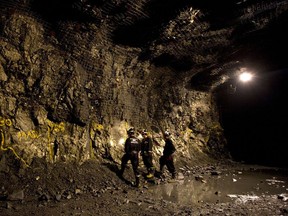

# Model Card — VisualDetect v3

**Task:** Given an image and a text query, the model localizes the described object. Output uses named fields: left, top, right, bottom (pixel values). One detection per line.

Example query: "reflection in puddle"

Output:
left=149, top=168, right=288, bottom=204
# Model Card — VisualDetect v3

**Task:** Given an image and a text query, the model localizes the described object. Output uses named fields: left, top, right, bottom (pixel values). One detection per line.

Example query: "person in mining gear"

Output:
left=159, top=130, right=177, bottom=179
left=140, top=129, right=155, bottom=178
left=118, top=128, right=141, bottom=187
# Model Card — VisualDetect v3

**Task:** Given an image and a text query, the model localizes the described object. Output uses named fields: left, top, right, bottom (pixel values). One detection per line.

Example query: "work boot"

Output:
left=149, top=167, right=155, bottom=175
left=134, top=177, right=140, bottom=188
left=159, top=166, right=164, bottom=177
left=172, top=172, right=177, bottom=180
left=159, top=166, right=163, bottom=173
left=117, top=169, right=124, bottom=179
left=146, top=173, right=154, bottom=179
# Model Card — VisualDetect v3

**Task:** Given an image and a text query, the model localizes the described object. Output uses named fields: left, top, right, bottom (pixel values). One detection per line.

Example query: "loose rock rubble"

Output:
left=0, top=158, right=287, bottom=216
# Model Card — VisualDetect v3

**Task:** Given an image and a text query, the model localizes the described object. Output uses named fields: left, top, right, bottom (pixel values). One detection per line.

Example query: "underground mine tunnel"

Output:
left=215, top=67, right=288, bottom=167
left=0, top=0, right=288, bottom=215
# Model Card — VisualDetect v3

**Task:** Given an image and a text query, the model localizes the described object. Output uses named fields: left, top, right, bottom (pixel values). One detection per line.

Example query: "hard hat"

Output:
left=127, top=127, right=135, bottom=134
left=164, top=130, right=170, bottom=136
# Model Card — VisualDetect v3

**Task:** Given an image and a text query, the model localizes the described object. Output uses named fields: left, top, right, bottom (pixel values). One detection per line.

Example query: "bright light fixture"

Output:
left=239, top=72, right=253, bottom=82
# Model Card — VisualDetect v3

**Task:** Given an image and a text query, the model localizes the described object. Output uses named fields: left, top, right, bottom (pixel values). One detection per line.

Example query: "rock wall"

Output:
left=0, top=9, right=227, bottom=169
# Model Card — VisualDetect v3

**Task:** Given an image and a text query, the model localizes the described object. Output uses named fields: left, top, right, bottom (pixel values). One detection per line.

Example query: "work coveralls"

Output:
left=159, top=137, right=176, bottom=179
left=119, top=135, right=141, bottom=186
left=141, top=136, right=154, bottom=176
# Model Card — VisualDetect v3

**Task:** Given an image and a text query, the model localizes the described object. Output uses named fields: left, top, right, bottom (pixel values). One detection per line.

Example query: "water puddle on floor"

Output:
left=149, top=168, right=288, bottom=204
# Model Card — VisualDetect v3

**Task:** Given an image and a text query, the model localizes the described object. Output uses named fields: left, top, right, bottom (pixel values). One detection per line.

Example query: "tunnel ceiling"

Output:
left=2, top=0, right=288, bottom=90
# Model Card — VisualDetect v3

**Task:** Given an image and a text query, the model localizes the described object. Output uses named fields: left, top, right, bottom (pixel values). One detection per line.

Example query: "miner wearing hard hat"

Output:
left=118, top=128, right=141, bottom=187
left=159, top=130, right=177, bottom=179
left=140, top=129, right=154, bottom=179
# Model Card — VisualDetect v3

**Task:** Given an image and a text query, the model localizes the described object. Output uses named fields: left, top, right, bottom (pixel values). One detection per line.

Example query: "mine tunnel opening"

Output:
left=214, top=67, right=288, bottom=168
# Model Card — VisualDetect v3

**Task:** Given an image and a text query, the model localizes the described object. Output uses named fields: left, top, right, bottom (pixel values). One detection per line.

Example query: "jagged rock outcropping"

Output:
left=0, top=0, right=233, bottom=169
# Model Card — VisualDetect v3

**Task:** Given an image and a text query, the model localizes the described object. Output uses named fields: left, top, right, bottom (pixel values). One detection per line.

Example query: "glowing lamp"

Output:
left=239, top=72, right=253, bottom=82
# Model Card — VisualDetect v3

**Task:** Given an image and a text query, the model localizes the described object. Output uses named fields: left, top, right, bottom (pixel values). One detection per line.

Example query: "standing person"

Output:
left=159, top=130, right=177, bottom=179
left=118, top=128, right=141, bottom=187
left=141, top=129, right=154, bottom=179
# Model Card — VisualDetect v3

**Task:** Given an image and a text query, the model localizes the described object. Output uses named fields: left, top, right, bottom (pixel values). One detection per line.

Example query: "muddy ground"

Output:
left=0, top=157, right=288, bottom=216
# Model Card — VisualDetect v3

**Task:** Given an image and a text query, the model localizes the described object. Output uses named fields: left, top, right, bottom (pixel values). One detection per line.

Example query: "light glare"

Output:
left=119, top=138, right=125, bottom=145
left=239, top=72, right=252, bottom=82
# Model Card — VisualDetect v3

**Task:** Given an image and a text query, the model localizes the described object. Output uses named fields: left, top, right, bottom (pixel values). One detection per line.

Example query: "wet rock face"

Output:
left=0, top=1, right=227, bottom=168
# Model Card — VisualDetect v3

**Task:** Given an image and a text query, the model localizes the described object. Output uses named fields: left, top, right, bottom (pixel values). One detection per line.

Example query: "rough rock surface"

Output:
left=0, top=1, right=227, bottom=168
